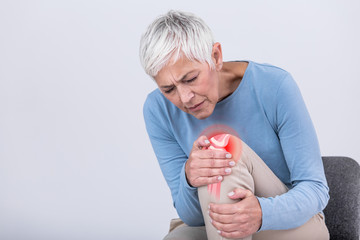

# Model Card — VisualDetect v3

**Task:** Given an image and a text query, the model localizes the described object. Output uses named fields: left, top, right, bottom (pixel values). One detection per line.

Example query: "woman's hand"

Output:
left=185, top=135, right=235, bottom=188
left=209, top=188, right=262, bottom=239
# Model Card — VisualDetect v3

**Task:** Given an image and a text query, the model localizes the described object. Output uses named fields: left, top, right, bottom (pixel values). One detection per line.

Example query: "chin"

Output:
left=194, top=114, right=207, bottom=120
left=191, top=110, right=212, bottom=120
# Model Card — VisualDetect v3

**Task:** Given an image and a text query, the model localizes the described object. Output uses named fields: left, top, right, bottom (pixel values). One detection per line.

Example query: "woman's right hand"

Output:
left=185, top=135, right=235, bottom=188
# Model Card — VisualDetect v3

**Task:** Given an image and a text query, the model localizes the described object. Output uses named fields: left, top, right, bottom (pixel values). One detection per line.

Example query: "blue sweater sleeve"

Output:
left=143, top=95, right=205, bottom=226
left=257, top=73, right=329, bottom=230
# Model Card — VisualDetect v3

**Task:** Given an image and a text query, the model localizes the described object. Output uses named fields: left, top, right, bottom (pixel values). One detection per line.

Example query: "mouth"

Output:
left=187, top=100, right=205, bottom=112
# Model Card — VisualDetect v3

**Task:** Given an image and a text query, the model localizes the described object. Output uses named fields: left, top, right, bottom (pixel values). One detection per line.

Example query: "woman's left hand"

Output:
left=208, top=188, right=262, bottom=239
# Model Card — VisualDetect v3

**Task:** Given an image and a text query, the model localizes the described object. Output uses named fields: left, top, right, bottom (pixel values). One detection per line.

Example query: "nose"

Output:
left=178, top=86, right=194, bottom=103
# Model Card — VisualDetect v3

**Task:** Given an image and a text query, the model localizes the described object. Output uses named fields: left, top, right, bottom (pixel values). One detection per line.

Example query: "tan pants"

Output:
left=164, top=140, right=329, bottom=240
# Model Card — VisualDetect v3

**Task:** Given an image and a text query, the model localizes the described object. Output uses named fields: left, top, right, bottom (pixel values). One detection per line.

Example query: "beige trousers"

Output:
left=164, top=140, right=329, bottom=240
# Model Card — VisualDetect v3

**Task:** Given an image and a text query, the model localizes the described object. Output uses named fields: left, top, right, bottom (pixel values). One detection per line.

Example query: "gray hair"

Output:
left=139, top=10, right=215, bottom=77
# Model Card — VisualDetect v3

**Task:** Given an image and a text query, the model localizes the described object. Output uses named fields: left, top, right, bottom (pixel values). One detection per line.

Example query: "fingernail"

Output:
left=205, top=140, right=210, bottom=144
left=228, top=191, right=235, bottom=197
left=226, top=153, right=232, bottom=158
left=217, top=230, right=221, bottom=234
left=217, top=176, right=223, bottom=181
left=207, top=210, right=210, bottom=215
left=208, top=205, right=210, bottom=209
left=225, top=168, right=231, bottom=173
left=229, top=161, right=235, bottom=166
left=210, top=218, right=213, bottom=223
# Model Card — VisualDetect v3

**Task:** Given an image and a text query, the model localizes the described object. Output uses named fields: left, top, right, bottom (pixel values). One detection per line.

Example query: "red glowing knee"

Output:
left=206, top=133, right=243, bottom=201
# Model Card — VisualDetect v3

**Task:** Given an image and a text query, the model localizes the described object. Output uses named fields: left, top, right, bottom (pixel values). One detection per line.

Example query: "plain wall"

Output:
left=0, top=0, right=359, bottom=239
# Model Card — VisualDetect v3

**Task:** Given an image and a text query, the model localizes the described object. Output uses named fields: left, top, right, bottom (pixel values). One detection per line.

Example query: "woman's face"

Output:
left=154, top=56, right=221, bottom=120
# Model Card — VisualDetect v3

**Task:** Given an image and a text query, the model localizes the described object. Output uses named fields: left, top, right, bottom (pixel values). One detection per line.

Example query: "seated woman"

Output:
left=139, top=10, right=329, bottom=240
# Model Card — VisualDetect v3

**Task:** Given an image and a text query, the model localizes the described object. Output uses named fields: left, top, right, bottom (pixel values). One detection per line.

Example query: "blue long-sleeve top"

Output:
left=143, top=61, right=329, bottom=231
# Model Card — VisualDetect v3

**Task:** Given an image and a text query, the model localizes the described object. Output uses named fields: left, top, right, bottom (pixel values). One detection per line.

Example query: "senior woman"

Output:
left=140, top=10, right=329, bottom=240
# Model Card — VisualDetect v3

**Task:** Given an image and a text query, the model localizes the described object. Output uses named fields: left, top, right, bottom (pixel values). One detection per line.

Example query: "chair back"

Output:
left=322, top=156, right=360, bottom=240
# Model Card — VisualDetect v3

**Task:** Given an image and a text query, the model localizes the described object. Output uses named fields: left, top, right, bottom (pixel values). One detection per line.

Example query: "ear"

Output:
left=211, top=42, right=223, bottom=71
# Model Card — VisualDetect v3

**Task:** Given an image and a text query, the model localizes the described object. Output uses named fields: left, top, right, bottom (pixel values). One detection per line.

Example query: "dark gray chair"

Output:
left=322, top=156, right=360, bottom=240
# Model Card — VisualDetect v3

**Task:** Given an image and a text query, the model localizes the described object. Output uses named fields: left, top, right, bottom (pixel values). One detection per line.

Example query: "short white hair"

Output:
left=139, top=10, right=215, bottom=77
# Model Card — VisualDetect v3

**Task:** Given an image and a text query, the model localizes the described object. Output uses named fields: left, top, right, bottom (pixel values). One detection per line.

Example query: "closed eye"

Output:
left=186, top=76, right=197, bottom=83
left=162, top=75, right=197, bottom=94
left=163, top=87, right=174, bottom=94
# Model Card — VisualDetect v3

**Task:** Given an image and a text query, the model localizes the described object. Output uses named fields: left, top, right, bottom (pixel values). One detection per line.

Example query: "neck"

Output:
left=217, top=61, right=248, bottom=102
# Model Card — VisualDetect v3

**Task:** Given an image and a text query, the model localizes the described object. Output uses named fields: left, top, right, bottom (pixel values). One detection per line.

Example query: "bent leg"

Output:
left=163, top=218, right=207, bottom=240
left=253, top=213, right=329, bottom=240
left=198, top=145, right=255, bottom=240
left=198, top=139, right=288, bottom=240
left=198, top=138, right=328, bottom=240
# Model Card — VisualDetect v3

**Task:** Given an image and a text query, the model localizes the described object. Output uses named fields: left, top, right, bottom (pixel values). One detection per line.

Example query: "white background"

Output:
left=0, top=0, right=359, bottom=239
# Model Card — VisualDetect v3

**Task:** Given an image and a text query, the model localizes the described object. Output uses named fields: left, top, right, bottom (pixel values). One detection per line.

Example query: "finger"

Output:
left=209, top=202, right=239, bottom=214
left=227, top=188, right=253, bottom=200
left=211, top=220, right=239, bottom=233
left=194, top=135, right=211, bottom=150
left=196, top=159, right=236, bottom=168
left=186, top=157, right=235, bottom=170
left=197, top=167, right=232, bottom=177
left=193, top=175, right=223, bottom=187
left=219, top=229, right=249, bottom=239
left=199, top=149, right=232, bottom=159
left=209, top=211, right=234, bottom=224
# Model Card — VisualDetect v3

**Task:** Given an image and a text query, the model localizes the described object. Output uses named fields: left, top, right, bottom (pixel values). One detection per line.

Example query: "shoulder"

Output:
left=143, top=88, right=170, bottom=114
left=246, top=61, right=292, bottom=91
left=143, top=89, right=171, bottom=137
left=242, top=61, right=300, bottom=107
left=143, top=88, right=165, bottom=120
left=250, top=61, right=288, bottom=75
left=144, top=88, right=162, bottom=106
left=243, top=62, right=300, bottom=129
left=143, top=88, right=181, bottom=131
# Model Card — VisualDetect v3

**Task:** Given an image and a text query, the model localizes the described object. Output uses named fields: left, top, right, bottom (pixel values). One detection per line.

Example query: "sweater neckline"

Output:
left=216, top=60, right=251, bottom=107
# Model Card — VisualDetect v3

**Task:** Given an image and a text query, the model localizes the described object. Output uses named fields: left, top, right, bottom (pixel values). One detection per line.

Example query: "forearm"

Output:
left=258, top=180, right=329, bottom=231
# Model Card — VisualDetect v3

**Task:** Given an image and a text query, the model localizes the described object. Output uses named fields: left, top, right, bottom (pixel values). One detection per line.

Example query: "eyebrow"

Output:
left=160, top=70, right=197, bottom=89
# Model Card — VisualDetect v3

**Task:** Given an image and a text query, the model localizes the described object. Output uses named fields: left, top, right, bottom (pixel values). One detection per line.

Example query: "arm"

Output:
left=258, top=73, right=329, bottom=230
left=143, top=96, right=203, bottom=226
left=143, top=95, right=233, bottom=226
